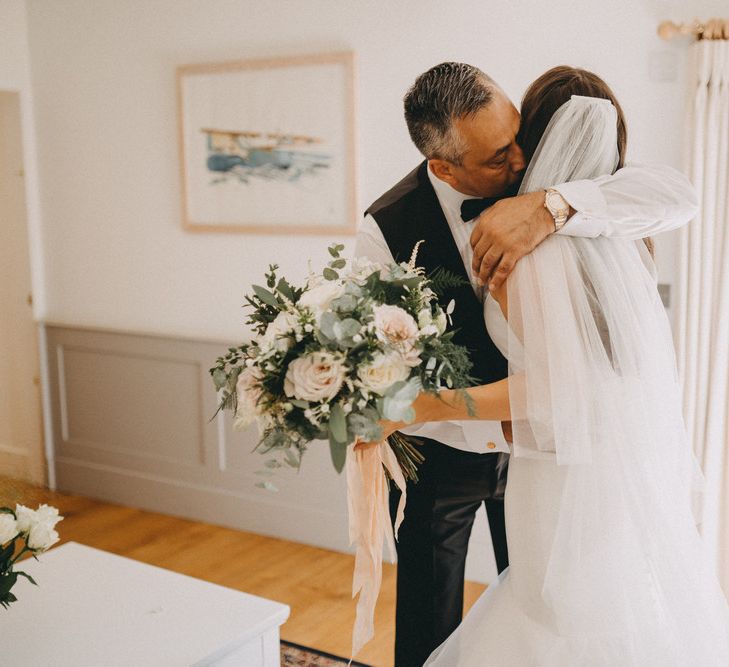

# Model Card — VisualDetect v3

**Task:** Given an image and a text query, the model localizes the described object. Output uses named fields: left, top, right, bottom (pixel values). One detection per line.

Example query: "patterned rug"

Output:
left=280, top=640, right=372, bottom=666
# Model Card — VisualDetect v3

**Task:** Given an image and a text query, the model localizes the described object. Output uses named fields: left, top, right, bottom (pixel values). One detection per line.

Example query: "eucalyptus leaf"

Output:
left=348, top=412, right=383, bottom=442
left=255, top=480, right=279, bottom=492
left=344, top=282, right=364, bottom=297
left=276, top=278, right=295, bottom=302
left=252, top=284, right=280, bottom=308
left=284, top=448, right=301, bottom=468
left=329, top=435, right=347, bottom=474
left=332, top=318, right=361, bottom=344
left=319, top=311, right=340, bottom=340
left=382, top=377, right=422, bottom=422
left=323, top=268, right=339, bottom=281
left=331, top=294, right=358, bottom=311
left=212, top=368, right=228, bottom=390
left=329, top=403, right=348, bottom=444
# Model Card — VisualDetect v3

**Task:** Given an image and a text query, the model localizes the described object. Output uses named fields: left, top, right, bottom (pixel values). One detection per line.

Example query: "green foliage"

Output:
left=427, top=266, right=469, bottom=296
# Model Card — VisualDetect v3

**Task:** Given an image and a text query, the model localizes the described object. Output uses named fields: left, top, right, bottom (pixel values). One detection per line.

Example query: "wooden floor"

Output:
left=0, top=476, right=486, bottom=667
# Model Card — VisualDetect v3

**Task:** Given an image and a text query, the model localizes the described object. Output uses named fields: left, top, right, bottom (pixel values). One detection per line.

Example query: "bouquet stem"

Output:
left=387, top=432, right=425, bottom=483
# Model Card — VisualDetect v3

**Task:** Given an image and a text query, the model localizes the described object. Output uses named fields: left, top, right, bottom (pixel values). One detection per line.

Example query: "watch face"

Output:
left=547, top=191, right=567, bottom=213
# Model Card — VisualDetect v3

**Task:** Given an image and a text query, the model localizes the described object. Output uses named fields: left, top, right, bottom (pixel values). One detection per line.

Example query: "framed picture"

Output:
left=177, top=51, right=357, bottom=235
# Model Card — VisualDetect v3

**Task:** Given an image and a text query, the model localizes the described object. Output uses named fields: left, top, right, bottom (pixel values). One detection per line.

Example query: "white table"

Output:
left=0, top=541, right=290, bottom=666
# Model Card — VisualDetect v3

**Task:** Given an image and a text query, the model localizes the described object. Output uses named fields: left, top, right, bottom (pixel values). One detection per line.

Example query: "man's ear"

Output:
left=429, top=159, right=457, bottom=188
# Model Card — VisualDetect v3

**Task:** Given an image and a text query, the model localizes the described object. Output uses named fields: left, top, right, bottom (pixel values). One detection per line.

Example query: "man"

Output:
left=355, top=62, right=697, bottom=667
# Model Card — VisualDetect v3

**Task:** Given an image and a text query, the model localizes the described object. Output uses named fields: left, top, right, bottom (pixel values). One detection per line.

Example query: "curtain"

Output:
left=677, top=39, right=729, bottom=593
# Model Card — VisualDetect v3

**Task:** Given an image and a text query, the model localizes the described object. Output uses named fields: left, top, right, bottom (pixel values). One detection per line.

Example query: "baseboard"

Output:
left=55, top=456, right=354, bottom=555
left=0, top=445, right=30, bottom=481
left=54, top=455, right=496, bottom=583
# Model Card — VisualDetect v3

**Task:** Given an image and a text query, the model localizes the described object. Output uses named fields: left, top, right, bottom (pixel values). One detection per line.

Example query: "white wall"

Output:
left=21, top=0, right=724, bottom=582
left=25, top=0, right=720, bottom=341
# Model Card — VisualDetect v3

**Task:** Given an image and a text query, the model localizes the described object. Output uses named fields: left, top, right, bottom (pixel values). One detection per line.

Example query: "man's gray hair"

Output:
left=404, top=62, right=496, bottom=165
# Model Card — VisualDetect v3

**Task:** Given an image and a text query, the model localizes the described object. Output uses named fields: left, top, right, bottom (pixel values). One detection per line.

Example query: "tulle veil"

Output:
left=429, top=95, right=729, bottom=665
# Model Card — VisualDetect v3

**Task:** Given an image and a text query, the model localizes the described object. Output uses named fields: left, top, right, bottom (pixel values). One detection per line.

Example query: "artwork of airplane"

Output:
left=201, top=128, right=332, bottom=183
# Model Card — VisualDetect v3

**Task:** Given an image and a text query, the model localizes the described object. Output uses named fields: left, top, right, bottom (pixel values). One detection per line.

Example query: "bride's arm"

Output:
left=417, top=379, right=511, bottom=423
left=361, top=378, right=512, bottom=447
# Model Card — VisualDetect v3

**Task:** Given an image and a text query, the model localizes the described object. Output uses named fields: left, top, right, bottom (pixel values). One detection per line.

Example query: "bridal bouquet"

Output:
left=210, top=243, right=473, bottom=484
left=0, top=503, right=63, bottom=609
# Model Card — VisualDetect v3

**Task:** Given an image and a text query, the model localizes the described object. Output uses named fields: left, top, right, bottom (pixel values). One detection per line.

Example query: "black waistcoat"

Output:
left=365, top=161, right=507, bottom=384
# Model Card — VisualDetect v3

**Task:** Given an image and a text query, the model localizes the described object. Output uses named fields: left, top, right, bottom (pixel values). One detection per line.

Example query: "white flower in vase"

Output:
left=0, top=514, right=18, bottom=544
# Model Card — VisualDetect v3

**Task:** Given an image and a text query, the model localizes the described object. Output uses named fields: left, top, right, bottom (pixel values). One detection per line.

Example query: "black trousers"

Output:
left=388, top=437, right=509, bottom=667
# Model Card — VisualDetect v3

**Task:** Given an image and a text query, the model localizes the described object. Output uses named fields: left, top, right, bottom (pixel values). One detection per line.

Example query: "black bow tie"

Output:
left=460, top=197, right=501, bottom=222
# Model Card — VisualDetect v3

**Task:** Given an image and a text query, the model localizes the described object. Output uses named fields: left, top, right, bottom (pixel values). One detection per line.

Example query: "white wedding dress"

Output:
left=425, top=96, right=729, bottom=666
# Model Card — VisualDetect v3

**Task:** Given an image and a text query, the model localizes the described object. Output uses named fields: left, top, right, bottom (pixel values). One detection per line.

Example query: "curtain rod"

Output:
left=658, top=18, right=729, bottom=41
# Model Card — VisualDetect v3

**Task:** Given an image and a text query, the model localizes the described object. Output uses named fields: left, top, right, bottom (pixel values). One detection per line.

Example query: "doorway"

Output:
left=0, top=90, right=46, bottom=486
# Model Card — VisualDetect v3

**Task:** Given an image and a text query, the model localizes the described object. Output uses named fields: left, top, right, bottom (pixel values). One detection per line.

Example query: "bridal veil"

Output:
left=430, top=95, right=729, bottom=665
left=510, top=95, right=729, bottom=662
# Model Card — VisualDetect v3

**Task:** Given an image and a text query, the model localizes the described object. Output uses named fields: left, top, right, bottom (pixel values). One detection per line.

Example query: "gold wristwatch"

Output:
left=544, top=188, right=570, bottom=232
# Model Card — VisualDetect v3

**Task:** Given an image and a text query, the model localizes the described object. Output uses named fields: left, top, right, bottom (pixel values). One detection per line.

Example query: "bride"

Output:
left=372, top=68, right=729, bottom=665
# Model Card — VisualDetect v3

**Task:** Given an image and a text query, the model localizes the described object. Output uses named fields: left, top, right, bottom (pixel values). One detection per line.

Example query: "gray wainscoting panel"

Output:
left=59, top=345, right=203, bottom=466
left=44, top=325, right=351, bottom=554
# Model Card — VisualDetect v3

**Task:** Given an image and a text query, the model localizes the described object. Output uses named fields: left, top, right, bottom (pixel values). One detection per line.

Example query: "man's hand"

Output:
left=470, top=190, right=555, bottom=289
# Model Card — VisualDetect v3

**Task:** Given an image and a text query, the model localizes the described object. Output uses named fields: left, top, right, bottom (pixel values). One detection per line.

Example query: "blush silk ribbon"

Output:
left=346, top=440, right=407, bottom=659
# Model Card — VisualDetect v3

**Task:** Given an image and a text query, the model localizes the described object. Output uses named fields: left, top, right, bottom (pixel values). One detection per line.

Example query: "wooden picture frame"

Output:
left=177, top=52, right=357, bottom=235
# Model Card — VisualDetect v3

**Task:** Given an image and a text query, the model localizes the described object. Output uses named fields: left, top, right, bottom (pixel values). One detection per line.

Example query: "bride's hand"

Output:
left=353, top=419, right=404, bottom=451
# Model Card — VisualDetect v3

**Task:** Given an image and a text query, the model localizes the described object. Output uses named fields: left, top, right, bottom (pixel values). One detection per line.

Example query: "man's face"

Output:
left=430, top=92, right=526, bottom=198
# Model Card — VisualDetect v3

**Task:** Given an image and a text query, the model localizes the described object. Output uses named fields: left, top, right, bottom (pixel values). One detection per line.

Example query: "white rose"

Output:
left=13, top=503, right=63, bottom=552
left=261, top=311, right=299, bottom=352
left=27, top=523, right=60, bottom=552
left=298, top=282, right=345, bottom=318
left=0, top=514, right=18, bottom=544
left=34, top=504, right=63, bottom=529
left=234, top=366, right=264, bottom=429
left=373, top=304, right=419, bottom=347
left=284, top=351, right=347, bottom=402
left=14, top=504, right=35, bottom=534
left=434, top=310, right=448, bottom=335
left=357, top=351, right=410, bottom=395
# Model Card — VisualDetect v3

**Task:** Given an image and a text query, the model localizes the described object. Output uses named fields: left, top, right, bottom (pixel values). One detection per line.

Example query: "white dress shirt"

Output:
left=355, top=162, right=698, bottom=454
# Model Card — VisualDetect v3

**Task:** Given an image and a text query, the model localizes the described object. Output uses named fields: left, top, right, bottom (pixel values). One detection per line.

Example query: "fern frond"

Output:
left=427, top=266, right=469, bottom=295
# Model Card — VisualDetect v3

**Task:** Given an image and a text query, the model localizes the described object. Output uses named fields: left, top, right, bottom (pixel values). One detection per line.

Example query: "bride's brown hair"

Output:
left=518, top=66, right=654, bottom=255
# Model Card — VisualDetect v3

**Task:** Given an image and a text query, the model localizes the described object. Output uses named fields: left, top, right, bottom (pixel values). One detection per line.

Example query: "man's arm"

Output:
left=354, top=214, right=397, bottom=265
left=471, top=163, right=699, bottom=288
